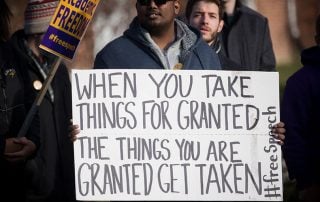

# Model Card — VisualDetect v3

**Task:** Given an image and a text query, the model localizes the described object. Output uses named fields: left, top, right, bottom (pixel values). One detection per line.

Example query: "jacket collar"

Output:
left=124, top=17, right=201, bottom=63
left=301, top=46, right=320, bottom=67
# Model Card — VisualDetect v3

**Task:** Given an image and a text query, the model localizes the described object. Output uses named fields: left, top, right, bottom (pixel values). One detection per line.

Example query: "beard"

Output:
left=141, top=18, right=174, bottom=36
left=138, top=8, right=175, bottom=36
left=203, top=31, right=218, bottom=45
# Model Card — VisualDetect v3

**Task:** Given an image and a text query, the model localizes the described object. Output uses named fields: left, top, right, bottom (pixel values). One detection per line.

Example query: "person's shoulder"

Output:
left=194, top=40, right=221, bottom=69
left=219, top=54, right=243, bottom=70
left=238, top=4, right=268, bottom=22
left=194, top=38, right=213, bottom=53
left=94, top=34, right=135, bottom=69
left=10, top=29, right=25, bottom=40
left=301, top=46, right=320, bottom=59
left=97, top=35, right=128, bottom=54
left=301, top=46, right=320, bottom=69
left=0, top=38, right=19, bottom=64
left=7, top=30, right=31, bottom=61
left=286, top=64, right=319, bottom=87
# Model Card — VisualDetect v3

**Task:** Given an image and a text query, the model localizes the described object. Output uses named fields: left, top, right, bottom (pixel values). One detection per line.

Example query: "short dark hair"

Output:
left=185, top=0, right=224, bottom=22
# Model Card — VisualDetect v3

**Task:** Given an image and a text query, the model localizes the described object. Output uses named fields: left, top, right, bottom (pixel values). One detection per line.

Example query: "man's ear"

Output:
left=174, top=0, right=181, bottom=15
left=217, top=20, right=225, bottom=33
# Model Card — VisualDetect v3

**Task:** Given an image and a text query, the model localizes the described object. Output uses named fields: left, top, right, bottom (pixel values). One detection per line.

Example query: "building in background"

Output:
left=255, top=0, right=320, bottom=64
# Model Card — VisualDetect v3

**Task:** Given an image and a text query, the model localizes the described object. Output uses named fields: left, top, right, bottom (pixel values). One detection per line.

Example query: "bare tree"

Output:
left=93, top=0, right=136, bottom=55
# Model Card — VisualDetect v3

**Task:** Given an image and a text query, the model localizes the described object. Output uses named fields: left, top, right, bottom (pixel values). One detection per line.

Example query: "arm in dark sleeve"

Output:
left=259, top=19, right=276, bottom=71
left=93, top=51, right=108, bottom=69
left=281, top=72, right=312, bottom=190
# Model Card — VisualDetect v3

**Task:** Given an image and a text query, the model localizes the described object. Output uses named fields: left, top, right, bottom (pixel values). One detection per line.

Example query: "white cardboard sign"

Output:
left=71, top=69, right=282, bottom=201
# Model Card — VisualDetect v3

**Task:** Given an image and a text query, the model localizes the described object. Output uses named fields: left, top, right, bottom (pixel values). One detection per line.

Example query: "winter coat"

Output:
left=0, top=41, right=40, bottom=154
left=210, top=37, right=242, bottom=70
left=281, top=46, right=320, bottom=190
left=95, top=18, right=221, bottom=70
left=0, top=40, right=40, bottom=201
left=11, top=30, right=75, bottom=202
left=221, top=1, right=276, bottom=71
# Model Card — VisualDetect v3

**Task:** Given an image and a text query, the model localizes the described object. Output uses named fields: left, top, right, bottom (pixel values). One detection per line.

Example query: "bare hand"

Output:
left=5, top=137, right=36, bottom=162
left=271, top=122, right=286, bottom=145
left=68, top=119, right=80, bottom=142
left=5, top=138, right=24, bottom=153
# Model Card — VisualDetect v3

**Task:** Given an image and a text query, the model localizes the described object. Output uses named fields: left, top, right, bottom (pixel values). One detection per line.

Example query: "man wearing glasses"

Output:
left=94, top=0, right=221, bottom=70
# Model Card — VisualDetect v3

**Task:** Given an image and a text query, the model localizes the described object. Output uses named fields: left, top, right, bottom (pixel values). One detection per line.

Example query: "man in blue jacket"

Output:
left=94, top=0, right=221, bottom=70
left=281, top=14, right=320, bottom=202
left=185, top=0, right=241, bottom=70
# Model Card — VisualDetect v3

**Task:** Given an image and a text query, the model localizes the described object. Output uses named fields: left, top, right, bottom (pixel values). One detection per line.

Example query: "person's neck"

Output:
left=149, top=23, right=176, bottom=50
left=224, top=0, right=237, bottom=16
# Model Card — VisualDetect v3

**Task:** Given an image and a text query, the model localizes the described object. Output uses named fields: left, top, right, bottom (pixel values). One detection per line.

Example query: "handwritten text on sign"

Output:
left=71, top=70, right=282, bottom=201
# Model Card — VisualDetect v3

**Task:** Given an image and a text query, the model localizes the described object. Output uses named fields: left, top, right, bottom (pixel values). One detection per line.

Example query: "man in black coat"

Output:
left=221, top=0, right=276, bottom=71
